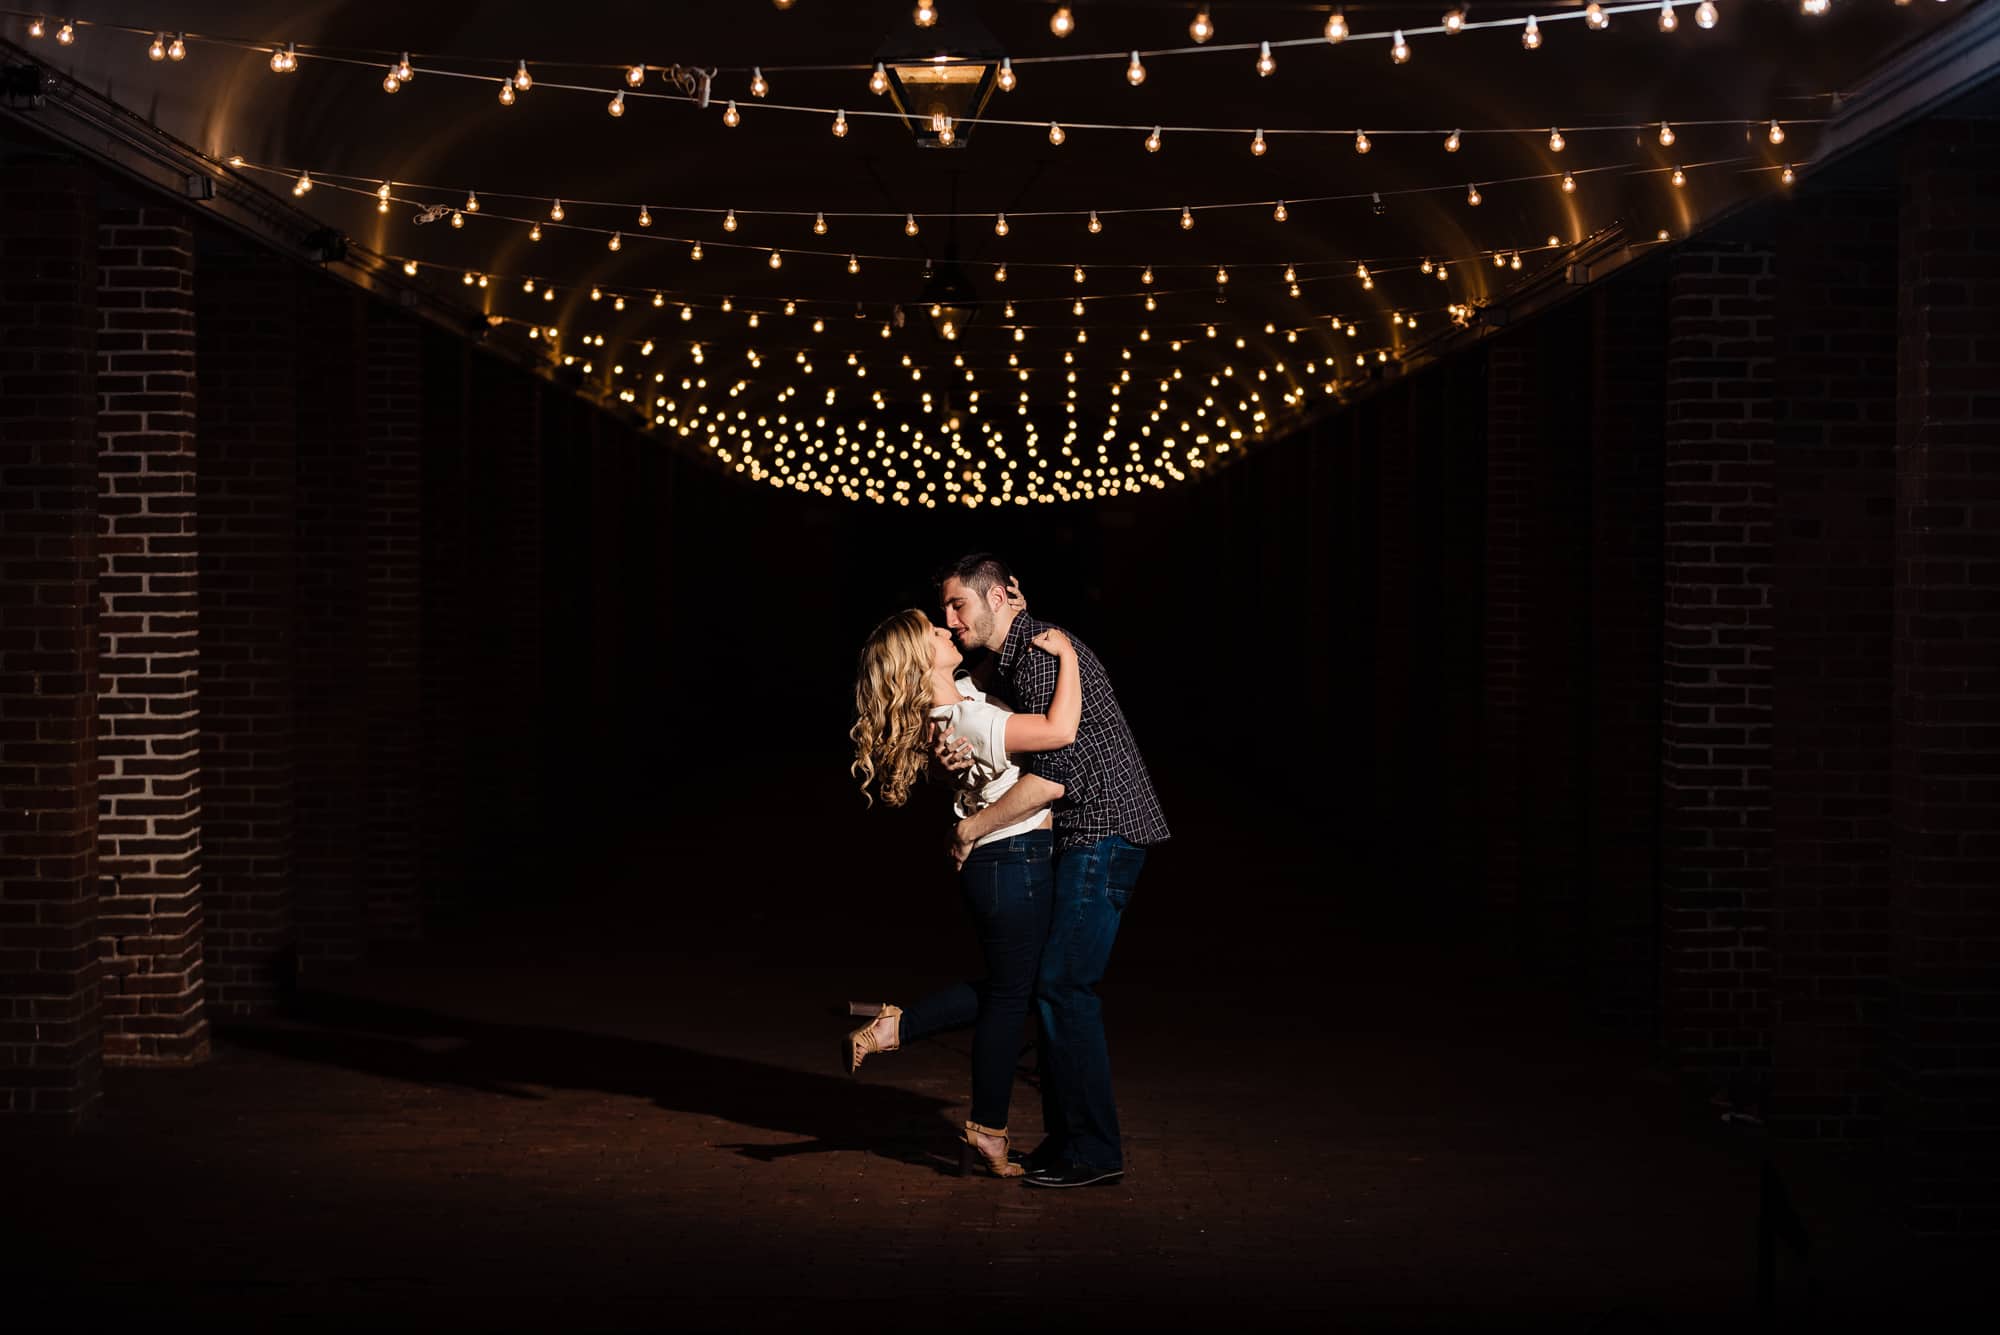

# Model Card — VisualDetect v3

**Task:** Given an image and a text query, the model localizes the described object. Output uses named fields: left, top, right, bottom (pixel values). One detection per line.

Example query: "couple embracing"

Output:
left=845, top=553, right=1168, bottom=1189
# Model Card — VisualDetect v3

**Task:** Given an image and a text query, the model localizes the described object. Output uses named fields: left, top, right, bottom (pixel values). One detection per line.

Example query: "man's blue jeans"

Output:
left=1036, top=835, right=1147, bottom=1172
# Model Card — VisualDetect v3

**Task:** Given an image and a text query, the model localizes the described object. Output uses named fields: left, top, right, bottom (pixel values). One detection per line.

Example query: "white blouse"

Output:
left=930, top=677, right=1052, bottom=849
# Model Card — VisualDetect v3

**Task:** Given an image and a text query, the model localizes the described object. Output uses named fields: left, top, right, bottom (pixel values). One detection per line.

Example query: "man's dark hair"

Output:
left=935, top=552, right=1014, bottom=599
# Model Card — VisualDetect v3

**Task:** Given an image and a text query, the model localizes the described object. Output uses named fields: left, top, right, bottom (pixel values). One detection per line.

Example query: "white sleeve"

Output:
left=982, top=700, right=1012, bottom=772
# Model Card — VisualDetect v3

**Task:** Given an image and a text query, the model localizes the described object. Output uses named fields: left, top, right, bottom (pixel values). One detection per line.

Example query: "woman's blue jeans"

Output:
left=897, top=830, right=1055, bottom=1130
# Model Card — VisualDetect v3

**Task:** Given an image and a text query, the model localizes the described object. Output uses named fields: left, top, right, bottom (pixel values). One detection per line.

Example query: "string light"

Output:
left=904, top=212, right=919, bottom=236
left=1325, top=11, right=1348, bottom=42
left=1256, top=41, right=1276, bottom=77
left=1467, top=183, right=1483, bottom=206
left=1273, top=201, right=1288, bottom=222
left=1073, top=265, right=1086, bottom=283
left=1180, top=206, right=1195, bottom=230
left=1658, top=0, right=1679, bottom=32
left=1142, top=267, right=1154, bottom=284
left=608, top=231, right=622, bottom=251
left=149, top=34, right=165, bottom=61
left=1561, top=172, right=1576, bottom=193
left=450, top=209, right=464, bottom=228
left=403, top=259, right=418, bottom=276
left=1127, top=51, right=1146, bottom=85
left=530, top=222, right=541, bottom=241
left=269, top=41, right=295, bottom=71
left=997, top=58, right=1016, bottom=92
left=1586, top=3, right=1609, bottom=29
left=27, top=18, right=43, bottom=38
left=1145, top=126, right=1163, bottom=153
left=608, top=90, right=625, bottom=117
left=1768, top=119, right=1785, bottom=145
left=1444, top=8, right=1466, bottom=35
left=168, top=33, right=186, bottom=60
left=1087, top=210, right=1103, bottom=234
left=691, top=240, right=704, bottom=260
left=848, top=254, right=861, bottom=274
left=723, top=209, right=738, bottom=231
left=994, top=213, right=1010, bottom=236
left=293, top=169, right=313, bottom=196
left=722, top=100, right=741, bottom=127
left=996, top=264, right=1008, bottom=282
left=750, top=67, right=769, bottom=97
left=1251, top=129, right=1267, bottom=157
left=1549, top=127, right=1565, bottom=152
left=1050, top=6, right=1075, bottom=37
left=1049, top=121, right=1066, bottom=146
left=1522, top=16, right=1542, bottom=49
left=550, top=199, right=565, bottom=221
left=1390, top=31, right=1410, bottom=64
left=1190, top=9, right=1214, bottom=43
left=1659, top=121, right=1676, bottom=146
left=1697, top=1, right=1719, bottom=26
left=464, top=190, right=480, bottom=212
left=1781, top=164, right=1796, bottom=186
left=1355, top=130, right=1371, bottom=155
left=869, top=63, right=889, bottom=95
left=498, top=80, right=515, bottom=105
left=914, top=2, right=938, bottom=27
left=1671, top=166, right=1687, bottom=187
left=769, top=250, right=783, bottom=269
left=813, top=212, right=827, bottom=234
left=383, top=65, right=401, bottom=93
left=832, top=109, right=848, bottom=137
left=626, top=63, right=646, bottom=87
left=513, top=59, right=532, bottom=90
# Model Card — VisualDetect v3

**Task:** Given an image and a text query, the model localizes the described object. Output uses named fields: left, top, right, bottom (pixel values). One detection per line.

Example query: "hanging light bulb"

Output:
left=1256, top=41, right=1277, bottom=76
left=1355, top=129, right=1372, bottom=154
left=1145, top=294, right=1158, bottom=311
left=1659, top=121, right=1676, bottom=147
left=464, top=191, right=481, bottom=214
left=723, top=209, right=738, bottom=231
left=832, top=109, right=848, bottom=137
left=1780, top=164, right=1796, bottom=186
left=1586, top=2, right=1609, bottom=29
left=530, top=223, right=542, bottom=241
left=914, top=2, right=939, bottom=27
left=996, top=264, right=1008, bottom=282
left=1510, top=253, right=1522, bottom=270
left=993, top=213, right=1010, bottom=237
left=1071, top=264, right=1085, bottom=284
left=1251, top=129, right=1268, bottom=156
left=608, top=232, right=622, bottom=252
left=1048, top=121, right=1066, bottom=146
left=293, top=169, right=313, bottom=196
left=1215, top=266, right=1230, bottom=285
left=149, top=34, right=166, bottom=61
left=498, top=80, right=516, bottom=105
left=750, top=67, right=769, bottom=97
left=27, top=18, right=44, bottom=38
left=691, top=240, right=704, bottom=260
left=1801, top=0, right=1830, bottom=14
left=1391, top=30, right=1410, bottom=63
left=1326, top=11, right=1349, bottom=42
left=936, top=116, right=956, bottom=147
left=1088, top=210, right=1103, bottom=234
left=997, top=57, right=1016, bottom=92
left=1421, top=258, right=1434, bottom=275
left=1051, top=6, right=1075, bottom=37
left=1127, top=51, right=1147, bottom=85
left=722, top=100, right=740, bottom=127
left=377, top=181, right=391, bottom=203
left=549, top=200, right=565, bottom=221
left=1561, top=172, right=1576, bottom=193
left=1522, top=16, right=1542, bottom=48
left=1145, top=126, right=1163, bottom=153
left=813, top=212, right=827, bottom=235
left=402, top=259, right=418, bottom=276
left=769, top=250, right=783, bottom=269
left=269, top=42, right=295, bottom=72
left=869, top=62, right=890, bottom=95
left=1658, top=0, right=1678, bottom=31
left=1444, top=8, right=1467, bottom=34
left=168, top=34, right=186, bottom=60
left=1467, top=183, right=1483, bottom=206
left=450, top=210, right=464, bottom=229
left=1768, top=119, right=1786, bottom=145
left=1180, top=206, right=1195, bottom=230
left=1671, top=166, right=1687, bottom=187
left=1697, top=1, right=1718, bottom=26
left=1437, top=263, right=1449, bottom=282
left=1191, top=9, right=1215, bottom=42
left=848, top=254, right=861, bottom=274
left=905, top=213, right=920, bottom=237
left=1142, top=267, right=1154, bottom=284
left=383, top=66, right=402, bottom=93
left=1549, top=127, right=1565, bottom=152
left=608, top=90, right=625, bottom=117
left=1273, top=200, right=1289, bottom=222
left=514, top=59, right=532, bottom=90
left=625, top=63, right=646, bottom=87
left=638, top=206, right=653, bottom=227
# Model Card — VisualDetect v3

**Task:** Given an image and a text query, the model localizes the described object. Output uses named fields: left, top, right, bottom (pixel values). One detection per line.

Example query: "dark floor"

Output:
left=3, top=761, right=1976, bottom=1332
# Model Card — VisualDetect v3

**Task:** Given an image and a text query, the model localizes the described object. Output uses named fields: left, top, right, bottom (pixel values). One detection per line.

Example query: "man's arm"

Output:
left=950, top=774, right=1064, bottom=867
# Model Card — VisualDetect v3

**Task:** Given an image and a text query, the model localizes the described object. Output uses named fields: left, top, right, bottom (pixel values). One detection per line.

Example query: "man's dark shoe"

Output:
left=1021, top=1163, right=1124, bottom=1189
left=1007, top=1144, right=1064, bottom=1173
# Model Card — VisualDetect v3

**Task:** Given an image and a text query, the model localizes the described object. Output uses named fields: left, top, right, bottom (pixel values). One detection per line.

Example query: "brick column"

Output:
left=292, top=276, right=369, bottom=976
left=1588, top=268, right=1668, bottom=1033
left=1482, top=337, right=1531, bottom=931
left=94, top=206, right=208, bottom=1064
left=1889, top=120, right=2000, bottom=1234
left=0, top=162, right=103, bottom=1123
left=1770, top=191, right=1898, bottom=1142
left=364, top=308, right=423, bottom=943
left=1660, top=242, right=1777, bottom=1103
left=193, top=237, right=297, bottom=1016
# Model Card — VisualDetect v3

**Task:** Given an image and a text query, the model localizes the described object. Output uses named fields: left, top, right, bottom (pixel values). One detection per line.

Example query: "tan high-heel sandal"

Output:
left=844, top=1003, right=901, bottom=1076
left=958, top=1120, right=1025, bottom=1178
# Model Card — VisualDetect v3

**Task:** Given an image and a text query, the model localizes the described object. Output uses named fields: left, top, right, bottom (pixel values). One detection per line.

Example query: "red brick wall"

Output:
left=193, top=236, right=297, bottom=1016
left=1770, top=191, right=1898, bottom=1142
left=363, top=308, right=423, bottom=943
left=94, top=206, right=208, bottom=1064
left=0, top=162, right=104, bottom=1123
left=1661, top=242, right=1778, bottom=1100
left=1889, top=119, right=2000, bottom=1233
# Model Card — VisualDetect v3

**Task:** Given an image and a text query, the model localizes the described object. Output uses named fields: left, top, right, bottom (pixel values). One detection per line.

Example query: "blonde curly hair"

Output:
left=850, top=609, right=939, bottom=808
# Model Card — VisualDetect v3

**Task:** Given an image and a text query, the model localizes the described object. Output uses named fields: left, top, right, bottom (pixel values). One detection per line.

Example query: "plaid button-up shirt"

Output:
left=992, top=612, right=1170, bottom=852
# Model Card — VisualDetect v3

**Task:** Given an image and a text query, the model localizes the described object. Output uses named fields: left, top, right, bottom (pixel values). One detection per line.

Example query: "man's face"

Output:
left=940, top=576, right=1001, bottom=653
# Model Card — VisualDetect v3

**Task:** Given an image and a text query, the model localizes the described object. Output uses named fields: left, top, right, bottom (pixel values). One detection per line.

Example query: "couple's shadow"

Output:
left=220, top=990, right=1031, bottom=1177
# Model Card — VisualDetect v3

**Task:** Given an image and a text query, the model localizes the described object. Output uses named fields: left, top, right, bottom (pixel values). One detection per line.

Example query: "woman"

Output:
left=847, top=609, right=1079, bottom=1178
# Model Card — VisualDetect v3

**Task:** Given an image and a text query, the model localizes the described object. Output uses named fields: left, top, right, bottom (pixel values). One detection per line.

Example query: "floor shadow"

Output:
left=217, top=990, right=968, bottom=1174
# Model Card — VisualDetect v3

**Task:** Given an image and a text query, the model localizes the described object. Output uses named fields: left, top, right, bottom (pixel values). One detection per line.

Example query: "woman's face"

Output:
left=927, top=617, right=962, bottom=673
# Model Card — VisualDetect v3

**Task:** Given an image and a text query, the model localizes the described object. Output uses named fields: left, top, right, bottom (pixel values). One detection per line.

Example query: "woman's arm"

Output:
left=1002, top=629, right=1080, bottom=754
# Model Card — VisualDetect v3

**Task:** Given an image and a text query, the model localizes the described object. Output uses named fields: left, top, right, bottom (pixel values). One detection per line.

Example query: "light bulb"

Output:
left=1051, top=6, right=1074, bottom=37
left=1355, top=129, right=1371, bottom=154
left=465, top=191, right=479, bottom=212
left=1561, top=172, right=1576, bottom=193
left=1586, top=2, right=1609, bottom=29
left=269, top=42, right=293, bottom=71
left=294, top=169, right=313, bottom=196
left=383, top=68, right=401, bottom=93
left=1697, top=1, right=1718, bottom=26
left=905, top=213, right=919, bottom=236
left=1660, top=121, right=1676, bottom=146
left=1443, top=128, right=1462, bottom=153
left=1142, top=267, right=1154, bottom=284
left=1802, top=0, right=1829, bottom=13
left=1467, top=183, right=1482, bottom=206
left=1671, top=167, right=1687, bottom=187
left=1191, top=9, right=1214, bottom=42
left=1073, top=299, right=1085, bottom=316
left=1145, top=295, right=1157, bottom=311
left=530, top=223, right=542, bottom=241
left=1522, top=16, right=1542, bottom=49
left=994, top=213, right=1010, bottom=236
left=869, top=63, right=889, bottom=95
left=1437, top=264, right=1449, bottom=282
left=1510, top=253, right=1522, bottom=270
left=1088, top=210, right=1102, bottom=234
left=626, top=63, right=645, bottom=87
left=769, top=250, right=783, bottom=269
left=722, top=100, right=740, bottom=127
left=723, top=209, right=737, bottom=231
left=1073, top=264, right=1086, bottom=283
left=403, top=259, right=418, bottom=276
left=498, top=80, right=515, bottom=105
left=813, top=212, right=827, bottom=235
left=1781, top=165, right=1796, bottom=185
left=377, top=181, right=391, bottom=201
left=915, top=2, right=938, bottom=26
left=936, top=117, right=956, bottom=146
left=608, top=232, right=622, bottom=251
left=1421, top=258, right=1434, bottom=274
left=833, top=109, right=848, bottom=137
left=28, top=18, right=43, bottom=37
left=997, top=58, right=1016, bottom=92
left=996, top=264, right=1008, bottom=282
left=550, top=200, right=565, bottom=221
left=639, top=206, right=653, bottom=227
left=450, top=210, right=463, bottom=229
left=1768, top=119, right=1785, bottom=145
left=1659, top=0, right=1678, bottom=31
left=57, top=21, right=76, bottom=45
left=514, top=60, right=532, bottom=90
left=1180, top=206, right=1194, bottom=230
left=1444, top=8, right=1466, bottom=34
left=1145, top=126, right=1163, bottom=153
left=609, top=90, right=625, bottom=116
left=1391, top=30, right=1410, bottom=62
left=1325, top=11, right=1348, bottom=42
left=1049, top=121, right=1066, bottom=146
left=1257, top=41, right=1276, bottom=76
left=1216, top=267, right=1229, bottom=284
left=168, top=34, right=186, bottom=60
left=750, top=67, right=768, bottom=97
left=1549, top=127, right=1565, bottom=152
left=848, top=254, right=860, bottom=273
left=149, top=35, right=166, bottom=61
left=1251, top=129, right=1268, bottom=156
left=691, top=241, right=704, bottom=260
left=1127, top=51, right=1146, bottom=85
left=1273, top=201, right=1288, bottom=222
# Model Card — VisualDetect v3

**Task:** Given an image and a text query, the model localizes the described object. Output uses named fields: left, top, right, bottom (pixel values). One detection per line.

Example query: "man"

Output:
left=935, top=554, right=1169, bottom=1189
